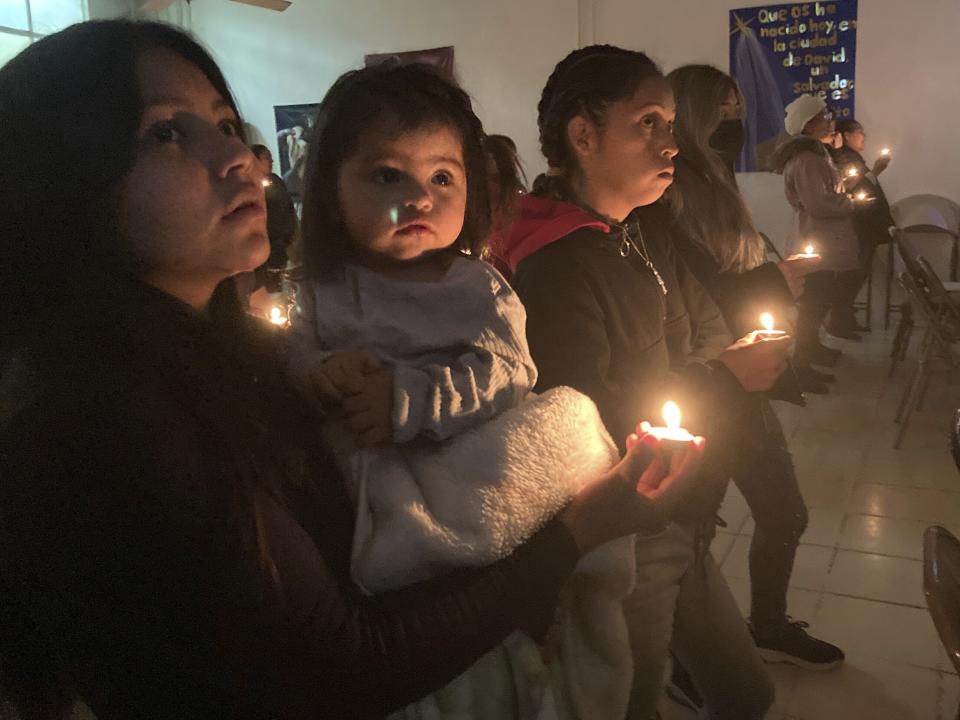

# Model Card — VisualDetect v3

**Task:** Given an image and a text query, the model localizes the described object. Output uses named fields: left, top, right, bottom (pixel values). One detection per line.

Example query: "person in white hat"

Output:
left=774, top=94, right=859, bottom=371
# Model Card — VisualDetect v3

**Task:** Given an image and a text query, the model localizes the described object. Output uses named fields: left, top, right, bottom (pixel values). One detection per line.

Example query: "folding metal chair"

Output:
left=885, top=194, right=960, bottom=328
left=892, top=269, right=960, bottom=448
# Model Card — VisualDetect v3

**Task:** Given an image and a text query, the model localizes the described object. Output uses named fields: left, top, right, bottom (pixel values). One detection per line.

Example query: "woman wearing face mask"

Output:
left=828, top=118, right=896, bottom=334
left=497, top=45, right=791, bottom=719
left=0, top=22, right=706, bottom=720
left=665, top=64, right=844, bottom=673
left=774, top=94, right=860, bottom=365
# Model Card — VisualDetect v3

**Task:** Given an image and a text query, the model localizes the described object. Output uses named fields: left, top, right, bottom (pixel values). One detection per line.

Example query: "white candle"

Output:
left=799, top=243, right=821, bottom=259
left=647, top=401, right=695, bottom=445
left=269, top=305, right=288, bottom=326
left=758, top=312, right=788, bottom=339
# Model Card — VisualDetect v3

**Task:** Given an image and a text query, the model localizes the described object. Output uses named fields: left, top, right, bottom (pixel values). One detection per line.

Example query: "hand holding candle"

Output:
left=758, top=312, right=788, bottom=339
left=643, top=401, right=695, bottom=445
left=779, top=253, right=821, bottom=297
left=875, top=148, right=892, bottom=174
left=718, top=330, right=792, bottom=392
left=560, top=425, right=706, bottom=551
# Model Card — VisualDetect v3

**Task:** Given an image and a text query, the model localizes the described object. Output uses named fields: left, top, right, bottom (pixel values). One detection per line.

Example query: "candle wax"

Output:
left=647, top=426, right=695, bottom=443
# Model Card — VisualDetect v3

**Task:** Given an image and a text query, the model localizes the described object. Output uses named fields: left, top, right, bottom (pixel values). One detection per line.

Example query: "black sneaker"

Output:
left=749, top=618, right=845, bottom=671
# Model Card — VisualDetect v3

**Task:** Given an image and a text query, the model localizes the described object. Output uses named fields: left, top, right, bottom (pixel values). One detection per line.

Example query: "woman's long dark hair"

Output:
left=666, top=65, right=765, bottom=272
left=0, top=19, right=243, bottom=345
left=532, top=45, right=662, bottom=202
left=300, top=62, right=492, bottom=277
left=0, top=21, right=305, bottom=719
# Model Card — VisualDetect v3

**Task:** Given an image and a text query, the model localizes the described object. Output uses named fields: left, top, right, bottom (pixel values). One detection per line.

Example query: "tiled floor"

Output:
left=663, top=325, right=960, bottom=720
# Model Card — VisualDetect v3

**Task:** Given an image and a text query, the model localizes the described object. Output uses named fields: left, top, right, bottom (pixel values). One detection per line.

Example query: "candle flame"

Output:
left=269, top=306, right=286, bottom=325
left=804, top=244, right=815, bottom=255
left=846, top=167, right=859, bottom=177
left=856, top=191, right=867, bottom=201
left=881, top=148, right=891, bottom=156
left=261, top=177, right=271, bottom=188
left=662, top=401, right=681, bottom=430
left=760, top=312, right=774, bottom=332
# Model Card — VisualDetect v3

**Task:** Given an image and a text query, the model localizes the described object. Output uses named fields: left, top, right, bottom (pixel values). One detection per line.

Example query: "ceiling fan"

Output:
left=140, top=0, right=292, bottom=12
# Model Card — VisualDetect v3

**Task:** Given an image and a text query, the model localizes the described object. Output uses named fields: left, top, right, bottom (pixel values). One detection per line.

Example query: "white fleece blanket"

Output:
left=330, top=386, right=635, bottom=720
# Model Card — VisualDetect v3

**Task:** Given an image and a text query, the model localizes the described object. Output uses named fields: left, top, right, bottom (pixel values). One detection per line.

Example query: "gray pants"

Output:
left=624, top=524, right=774, bottom=720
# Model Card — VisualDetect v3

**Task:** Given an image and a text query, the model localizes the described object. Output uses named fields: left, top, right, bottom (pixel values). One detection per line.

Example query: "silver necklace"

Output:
left=613, top=219, right=668, bottom=296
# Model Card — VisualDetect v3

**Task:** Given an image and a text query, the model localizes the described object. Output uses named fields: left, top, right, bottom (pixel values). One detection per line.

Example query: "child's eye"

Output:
left=219, top=119, right=241, bottom=137
left=146, top=120, right=183, bottom=143
left=373, top=167, right=403, bottom=184
left=432, top=170, right=453, bottom=187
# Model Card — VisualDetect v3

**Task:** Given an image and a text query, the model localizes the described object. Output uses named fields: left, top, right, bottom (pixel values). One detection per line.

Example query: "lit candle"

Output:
left=800, top=243, right=821, bottom=259
left=269, top=305, right=288, bottom=326
left=646, top=401, right=695, bottom=445
left=261, top=177, right=272, bottom=188
left=846, top=166, right=859, bottom=178
left=757, top=312, right=788, bottom=339
left=854, top=191, right=870, bottom=202
left=880, top=147, right=891, bottom=156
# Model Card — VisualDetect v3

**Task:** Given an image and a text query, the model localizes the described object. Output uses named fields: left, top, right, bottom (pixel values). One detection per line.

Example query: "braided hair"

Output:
left=300, top=62, right=491, bottom=277
left=532, top=45, right=662, bottom=200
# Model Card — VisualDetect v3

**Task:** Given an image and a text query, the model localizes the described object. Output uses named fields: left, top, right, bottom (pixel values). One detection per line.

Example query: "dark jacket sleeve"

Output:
left=0, top=395, right=579, bottom=720
left=692, top=258, right=793, bottom=338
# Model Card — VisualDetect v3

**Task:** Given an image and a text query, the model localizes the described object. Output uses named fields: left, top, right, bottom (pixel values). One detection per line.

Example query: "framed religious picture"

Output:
left=273, top=102, right=320, bottom=201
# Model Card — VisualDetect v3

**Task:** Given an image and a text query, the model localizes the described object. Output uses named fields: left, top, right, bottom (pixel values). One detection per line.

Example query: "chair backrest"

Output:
left=916, top=256, right=960, bottom=324
left=892, top=194, right=960, bottom=236
left=898, top=270, right=945, bottom=337
left=924, top=525, right=960, bottom=674
left=891, top=227, right=926, bottom=283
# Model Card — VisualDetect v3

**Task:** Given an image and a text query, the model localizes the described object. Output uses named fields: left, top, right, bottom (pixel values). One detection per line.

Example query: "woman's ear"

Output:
left=566, top=115, right=597, bottom=162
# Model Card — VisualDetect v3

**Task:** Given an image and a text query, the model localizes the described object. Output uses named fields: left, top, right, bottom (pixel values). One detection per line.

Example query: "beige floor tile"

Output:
left=838, top=514, right=954, bottom=560
left=787, top=653, right=940, bottom=720
left=848, top=484, right=960, bottom=524
left=709, top=530, right=737, bottom=563
left=815, top=594, right=943, bottom=669
left=824, top=550, right=925, bottom=607
left=859, top=446, right=960, bottom=491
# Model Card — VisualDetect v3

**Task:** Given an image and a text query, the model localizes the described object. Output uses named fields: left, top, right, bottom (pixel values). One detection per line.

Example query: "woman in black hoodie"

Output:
left=501, top=45, right=789, bottom=719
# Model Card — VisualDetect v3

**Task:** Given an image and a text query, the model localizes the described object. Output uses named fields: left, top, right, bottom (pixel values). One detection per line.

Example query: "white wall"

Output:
left=189, top=0, right=959, bottom=250
left=190, top=0, right=578, bottom=183
left=591, top=0, right=960, bottom=248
